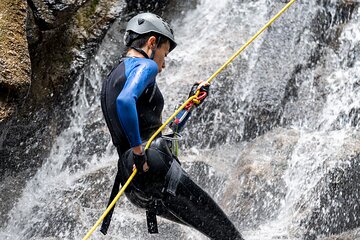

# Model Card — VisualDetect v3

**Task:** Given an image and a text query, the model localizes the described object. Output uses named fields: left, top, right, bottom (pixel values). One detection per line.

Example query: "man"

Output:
left=100, top=12, right=243, bottom=240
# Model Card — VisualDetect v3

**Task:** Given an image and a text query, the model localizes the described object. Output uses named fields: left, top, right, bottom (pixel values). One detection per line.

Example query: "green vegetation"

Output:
left=75, top=0, right=100, bottom=32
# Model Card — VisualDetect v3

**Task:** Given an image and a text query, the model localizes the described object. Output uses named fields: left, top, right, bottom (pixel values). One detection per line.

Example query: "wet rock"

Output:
left=0, top=0, right=127, bottom=175
left=309, top=1, right=358, bottom=65
left=290, top=131, right=360, bottom=239
left=0, top=0, right=126, bottom=227
left=321, top=227, right=360, bottom=240
left=126, top=0, right=170, bottom=14
left=0, top=0, right=199, bottom=177
left=125, top=0, right=199, bottom=20
left=0, top=0, right=31, bottom=121
left=296, top=155, right=360, bottom=240
left=27, top=0, right=88, bottom=30
left=27, top=0, right=127, bottom=104
left=0, top=0, right=198, bottom=231
left=221, top=128, right=299, bottom=228
left=164, top=0, right=198, bottom=19
left=184, top=1, right=359, bottom=149
left=182, top=160, right=227, bottom=198
left=0, top=102, right=15, bottom=124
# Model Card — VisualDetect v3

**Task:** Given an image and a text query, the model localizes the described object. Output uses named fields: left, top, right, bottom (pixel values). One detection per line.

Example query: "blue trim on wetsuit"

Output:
left=116, top=58, right=158, bottom=147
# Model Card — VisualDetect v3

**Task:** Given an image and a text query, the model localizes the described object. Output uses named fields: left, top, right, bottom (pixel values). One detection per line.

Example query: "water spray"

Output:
left=83, top=0, right=297, bottom=239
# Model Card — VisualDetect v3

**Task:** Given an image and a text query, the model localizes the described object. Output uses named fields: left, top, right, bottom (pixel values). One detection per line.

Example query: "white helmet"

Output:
left=124, top=12, right=177, bottom=52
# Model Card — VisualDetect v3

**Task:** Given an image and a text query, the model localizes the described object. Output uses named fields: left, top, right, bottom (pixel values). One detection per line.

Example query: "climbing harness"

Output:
left=83, top=0, right=297, bottom=239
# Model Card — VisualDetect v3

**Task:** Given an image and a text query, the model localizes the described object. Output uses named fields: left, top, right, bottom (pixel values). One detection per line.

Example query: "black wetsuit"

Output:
left=100, top=57, right=243, bottom=240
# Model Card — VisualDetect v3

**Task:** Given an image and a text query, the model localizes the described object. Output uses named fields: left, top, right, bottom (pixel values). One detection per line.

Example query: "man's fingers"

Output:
left=197, top=81, right=209, bottom=90
left=143, top=162, right=149, bottom=172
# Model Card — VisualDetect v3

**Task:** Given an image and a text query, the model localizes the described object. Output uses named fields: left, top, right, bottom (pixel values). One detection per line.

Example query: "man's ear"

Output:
left=148, top=36, right=157, bottom=49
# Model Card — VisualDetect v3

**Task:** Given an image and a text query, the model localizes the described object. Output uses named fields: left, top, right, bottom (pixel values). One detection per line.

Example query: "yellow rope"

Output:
left=82, top=98, right=199, bottom=240
left=82, top=169, right=137, bottom=240
left=144, top=95, right=199, bottom=150
left=83, top=1, right=296, bottom=238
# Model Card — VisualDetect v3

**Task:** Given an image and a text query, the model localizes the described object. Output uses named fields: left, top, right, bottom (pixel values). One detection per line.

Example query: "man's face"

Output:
left=153, top=40, right=170, bottom=73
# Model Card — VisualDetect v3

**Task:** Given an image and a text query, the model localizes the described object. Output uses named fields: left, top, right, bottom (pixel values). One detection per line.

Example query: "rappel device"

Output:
left=169, top=90, right=207, bottom=133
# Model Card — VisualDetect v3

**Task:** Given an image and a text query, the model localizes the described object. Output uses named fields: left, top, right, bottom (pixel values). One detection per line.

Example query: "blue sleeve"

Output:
left=116, top=59, right=158, bottom=147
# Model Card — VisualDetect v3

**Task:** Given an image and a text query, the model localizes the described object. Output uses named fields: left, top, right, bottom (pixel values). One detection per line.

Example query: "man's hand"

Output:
left=132, top=145, right=149, bottom=173
left=133, top=152, right=149, bottom=173
left=188, top=80, right=210, bottom=106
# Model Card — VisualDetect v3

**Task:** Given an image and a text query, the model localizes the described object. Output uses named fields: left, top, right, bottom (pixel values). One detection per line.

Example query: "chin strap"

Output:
left=149, top=36, right=161, bottom=60
left=131, top=47, right=149, bottom=58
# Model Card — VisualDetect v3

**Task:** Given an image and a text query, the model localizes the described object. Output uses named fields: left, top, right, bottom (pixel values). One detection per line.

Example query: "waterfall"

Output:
left=1, top=0, right=360, bottom=239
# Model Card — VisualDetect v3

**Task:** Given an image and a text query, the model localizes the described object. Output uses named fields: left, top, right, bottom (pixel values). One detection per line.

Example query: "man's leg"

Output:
left=162, top=173, right=244, bottom=240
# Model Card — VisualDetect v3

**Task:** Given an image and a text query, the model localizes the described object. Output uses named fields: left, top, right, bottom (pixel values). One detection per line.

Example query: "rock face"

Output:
left=222, top=128, right=299, bottom=229
left=290, top=132, right=360, bottom=240
left=0, top=0, right=126, bottom=177
left=26, top=0, right=127, bottom=105
left=0, top=0, right=31, bottom=121
left=1, top=0, right=359, bottom=239
left=0, top=0, right=197, bottom=178
left=183, top=0, right=360, bottom=149
left=0, top=0, right=198, bottom=228
left=0, top=0, right=127, bottom=226
left=305, top=156, right=360, bottom=239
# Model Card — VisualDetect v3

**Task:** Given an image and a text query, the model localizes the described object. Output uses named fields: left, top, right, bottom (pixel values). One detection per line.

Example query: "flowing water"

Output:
left=1, top=0, right=360, bottom=239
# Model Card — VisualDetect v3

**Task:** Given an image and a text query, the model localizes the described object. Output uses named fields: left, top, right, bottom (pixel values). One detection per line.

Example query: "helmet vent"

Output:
left=138, top=18, right=145, bottom=25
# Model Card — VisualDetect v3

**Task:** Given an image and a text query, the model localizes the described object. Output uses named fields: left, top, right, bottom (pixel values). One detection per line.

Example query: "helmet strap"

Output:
left=130, top=36, right=161, bottom=60
left=149, top=36, right=161, bottom=60
left=131, top=47, right=149, bottom=59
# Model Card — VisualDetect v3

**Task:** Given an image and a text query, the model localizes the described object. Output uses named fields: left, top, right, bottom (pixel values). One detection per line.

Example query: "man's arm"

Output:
left=116, top=59, right=158, bottom=152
